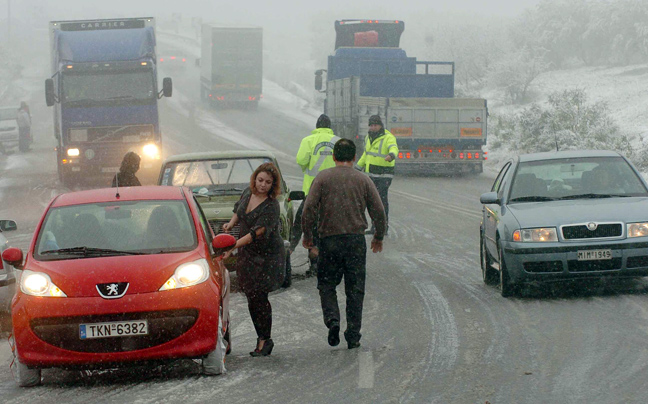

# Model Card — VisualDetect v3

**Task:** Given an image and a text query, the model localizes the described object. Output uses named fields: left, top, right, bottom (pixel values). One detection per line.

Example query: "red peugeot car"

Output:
left=2, top=186, right=235, bottom=387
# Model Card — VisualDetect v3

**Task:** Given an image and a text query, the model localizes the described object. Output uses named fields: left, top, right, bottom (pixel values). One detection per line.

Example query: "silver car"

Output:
left=480, top=150, right=648, bottom=297
left=0, top=219, right=18, bottom=312
left=0, top=107, right=20, bottom=154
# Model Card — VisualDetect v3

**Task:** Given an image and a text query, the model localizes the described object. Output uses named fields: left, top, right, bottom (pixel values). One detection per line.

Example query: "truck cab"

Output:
left=46, top=18, right=172, bottom=187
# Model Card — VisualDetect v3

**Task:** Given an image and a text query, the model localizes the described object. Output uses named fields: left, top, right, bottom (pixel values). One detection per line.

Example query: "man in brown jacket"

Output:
left=302, top=138, right=386, bottom=349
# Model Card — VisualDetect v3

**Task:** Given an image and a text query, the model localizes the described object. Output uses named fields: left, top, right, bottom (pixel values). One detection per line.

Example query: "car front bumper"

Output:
left=12, top=281, right=222, bottom=368
left=502, top=239, right=648, bottom=283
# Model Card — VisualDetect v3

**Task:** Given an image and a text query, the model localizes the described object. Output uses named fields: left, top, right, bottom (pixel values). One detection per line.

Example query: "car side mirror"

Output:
left=161, top=77, right=173, bottom=98
left=2, top=247, right=23, bottom=269
left=288, top=191, right=305, bottom=201
left=212, top=233, right=236, bottom=256
left=45, top=79, right=56, bottom=107
left=0, top=220, right=17, bottom=232
left=480, top=192, right=500, bottom=205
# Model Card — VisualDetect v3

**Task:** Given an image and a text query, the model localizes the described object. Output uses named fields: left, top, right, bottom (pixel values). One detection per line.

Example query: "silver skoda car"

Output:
left=480, top=150, right=648, bottom=297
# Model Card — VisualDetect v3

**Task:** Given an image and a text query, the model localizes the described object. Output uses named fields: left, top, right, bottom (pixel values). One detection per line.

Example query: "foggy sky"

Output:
left=8, top=0, right=543, bottom=26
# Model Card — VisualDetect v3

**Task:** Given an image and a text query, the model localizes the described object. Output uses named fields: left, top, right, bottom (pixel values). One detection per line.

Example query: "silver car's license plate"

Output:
left=577, top=249, right=612, bottom=261
left=79, top=320, right=148, bottom=339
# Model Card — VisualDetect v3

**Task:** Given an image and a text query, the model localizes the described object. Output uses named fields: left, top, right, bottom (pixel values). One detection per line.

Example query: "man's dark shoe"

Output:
left=328, top=324, right=340, bottom=347
left=347, top=341, right=361, bottom=349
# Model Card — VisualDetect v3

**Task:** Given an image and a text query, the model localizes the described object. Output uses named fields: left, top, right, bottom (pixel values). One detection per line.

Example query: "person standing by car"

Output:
left=290, top=114, right=340, bottom=274
left=223, top=162, right=285, bottom=356
left=357, top=115, right=398, bottom=235
left=16, top=104, right=31, bottom=152
left=112, top=152, right=142, bottom=187
left=302, top=139, right=386, bottom=349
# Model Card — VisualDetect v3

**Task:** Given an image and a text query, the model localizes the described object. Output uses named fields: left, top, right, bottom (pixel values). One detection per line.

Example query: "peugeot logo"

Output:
left=587, top=222, right=598, bottom=231
left=96, top=282, right=129, bottom=299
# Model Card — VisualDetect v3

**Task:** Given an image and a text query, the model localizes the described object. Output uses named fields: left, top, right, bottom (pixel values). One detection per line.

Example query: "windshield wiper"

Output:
left=509, top=196, right=557, bottom=202
left=105, top=95, right=137, bottom=100
left=559, top=193, right=630, bottom=200
left=40, top=246, right=145, bottom=256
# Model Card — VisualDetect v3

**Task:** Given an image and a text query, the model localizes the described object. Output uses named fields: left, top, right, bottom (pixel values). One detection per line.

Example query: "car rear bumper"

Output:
left=12, top=282, right=221, bottom=368
left=502, top=240, right=648, bottom=283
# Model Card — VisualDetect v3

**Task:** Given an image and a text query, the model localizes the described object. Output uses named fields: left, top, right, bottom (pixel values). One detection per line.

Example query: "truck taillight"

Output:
left=484, top=151, right=488, bottom=160
left=398, top=152, right=403, bottom=159
left=406, top=152, right=411, bottom=159
left=459, top=152, right=464, bottom=159
left=467, top=153, right=473, bottom=159
left=475, top=153, right=480, bottom=159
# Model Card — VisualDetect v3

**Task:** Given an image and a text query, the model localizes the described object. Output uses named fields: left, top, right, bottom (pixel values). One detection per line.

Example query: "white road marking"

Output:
left=358, top=350, right=375, bottom=389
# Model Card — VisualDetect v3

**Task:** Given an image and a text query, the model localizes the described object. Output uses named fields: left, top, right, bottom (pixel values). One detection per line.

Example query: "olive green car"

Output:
left=158, top=150, right=302, bottom=287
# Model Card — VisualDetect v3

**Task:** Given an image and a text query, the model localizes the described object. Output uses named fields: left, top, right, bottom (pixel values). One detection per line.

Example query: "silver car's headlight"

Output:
left=160, top=259, right=210, bottom=291
left=21, top=270, right=67, bottom=297
left=512, top=228, right=558, bottom=242
left=628, top=222, right=648, bottom=238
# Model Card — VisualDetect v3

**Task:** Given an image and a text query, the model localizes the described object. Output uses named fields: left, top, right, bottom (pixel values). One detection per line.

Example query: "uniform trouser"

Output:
left=290, top=201, right=319, bottom=252
left=246, top=290, right=272, bottom=340
left=370, top=176, right=392, bottom=228
left=317, top=234, right=366, bottom=343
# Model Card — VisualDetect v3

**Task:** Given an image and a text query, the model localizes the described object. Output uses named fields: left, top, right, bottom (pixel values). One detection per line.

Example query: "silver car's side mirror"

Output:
left=480, top=192, right=500, bottom=205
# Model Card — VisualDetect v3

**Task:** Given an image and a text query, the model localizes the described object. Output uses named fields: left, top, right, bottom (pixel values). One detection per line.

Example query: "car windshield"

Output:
left=160, top=157, right=272, bottom=195
left=35, top=200, right=197, bottom=260
left=509, top=156, right=648, bottom=202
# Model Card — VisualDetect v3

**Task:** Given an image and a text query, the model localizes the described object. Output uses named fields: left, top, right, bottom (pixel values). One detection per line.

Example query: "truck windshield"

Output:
left=62, top=70, right=155, bottom=105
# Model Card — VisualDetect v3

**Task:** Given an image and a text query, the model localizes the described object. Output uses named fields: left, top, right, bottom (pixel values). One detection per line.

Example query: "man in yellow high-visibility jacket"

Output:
left=290, top=114, right=340, bottom=273
left=357, top=115, right=398, bottom=234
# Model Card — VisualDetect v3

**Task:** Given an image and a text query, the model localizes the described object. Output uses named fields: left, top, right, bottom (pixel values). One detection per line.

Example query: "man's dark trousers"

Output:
left=370, top=177, right=391, bottom=230
left=317, top=234, right=366, bottom=344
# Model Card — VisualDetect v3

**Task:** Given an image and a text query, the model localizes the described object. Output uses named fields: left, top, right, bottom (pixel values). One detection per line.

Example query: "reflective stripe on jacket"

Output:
left=296, top=128, right=340, bottom=194
left=357, top=130, right=399, bottom=178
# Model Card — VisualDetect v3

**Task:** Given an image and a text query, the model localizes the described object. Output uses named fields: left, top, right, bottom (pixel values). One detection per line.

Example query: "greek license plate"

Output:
left=101, top=167, right=120, bottom=173
left=79, top=320, right=148, bottom=339
left=577, top=249, right=612, bottom=261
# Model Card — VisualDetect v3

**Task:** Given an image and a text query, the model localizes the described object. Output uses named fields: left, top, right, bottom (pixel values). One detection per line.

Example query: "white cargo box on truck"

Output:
left=326, top=76, right=487, bottom=173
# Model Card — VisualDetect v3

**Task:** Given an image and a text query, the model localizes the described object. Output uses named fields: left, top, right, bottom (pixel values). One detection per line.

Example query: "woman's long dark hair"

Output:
left=250, top=162, right=281, bottom=199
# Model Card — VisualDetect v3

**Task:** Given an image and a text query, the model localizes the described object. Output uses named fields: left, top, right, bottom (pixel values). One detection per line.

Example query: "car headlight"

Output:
left=20, top=270, right=67, bottom=297
left=142, top=143, right=159, bottom=159
left=160, top=259, right=209, bottom=291
left=512, top=228, right=558, bottom=242
left=628, top=222, right=648, bottom=238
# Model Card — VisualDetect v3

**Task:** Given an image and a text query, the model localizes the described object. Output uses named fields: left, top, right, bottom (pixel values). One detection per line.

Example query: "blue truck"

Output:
left=45, top=17, right=172, bottom=187
left=316, top=20, right=487, bottom=174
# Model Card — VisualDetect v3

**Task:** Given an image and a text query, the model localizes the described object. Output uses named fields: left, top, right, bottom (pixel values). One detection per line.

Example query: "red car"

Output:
left=2, top=186, right=236, bottom=387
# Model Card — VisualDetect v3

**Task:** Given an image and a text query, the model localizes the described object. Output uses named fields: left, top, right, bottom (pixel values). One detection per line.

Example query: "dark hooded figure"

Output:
left=112, top=152, right=142, bottom=187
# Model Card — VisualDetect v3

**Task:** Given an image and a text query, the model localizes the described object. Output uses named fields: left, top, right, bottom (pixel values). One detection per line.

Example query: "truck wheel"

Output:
left=282, top=251, right=292, bottom=288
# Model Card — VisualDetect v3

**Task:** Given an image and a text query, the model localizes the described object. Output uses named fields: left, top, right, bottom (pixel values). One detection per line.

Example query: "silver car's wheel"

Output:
left=498, top=243, right=519, bottom=298
left=11, top=334, right=41, bottom=387
left=480, top=232, right=498, bottom=285
left=202, top=307, right=227, bottom=375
